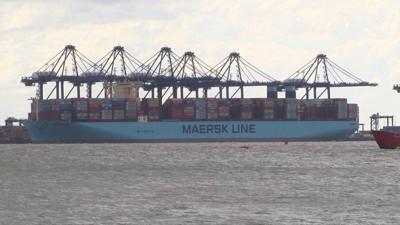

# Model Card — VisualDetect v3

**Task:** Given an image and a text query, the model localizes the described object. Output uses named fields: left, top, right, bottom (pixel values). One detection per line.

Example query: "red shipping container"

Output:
left=33, top=112, right=60, bottom=121
left=88, top=112, right=101, bottom=121
left=88, top=99, right=101, bottom=111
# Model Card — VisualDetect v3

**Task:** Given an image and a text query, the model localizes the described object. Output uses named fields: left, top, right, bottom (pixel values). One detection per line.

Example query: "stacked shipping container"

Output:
left=29, top=98, right=359, bottom=122
left=101, top=99, right=113, bottom=120
left=30, top=100, right=60, bottom=121
left=88, top=99, right=101, bottom=121
left=348, top=104, right=359, bottom=120
left=263, top=99, right=274, bottom=119
left=59, top=99, right=72, bottom=121
left=218, top=99, right=230, bottom=120
left=207, top=99, right=218, bottom=120
left=252, top=99, right=264, bottom=120
left=146, top=99, right=160, bottom=121
left=183, top=99, right=195, bottom=120
left=73, top=99, right=88, bottom=121
left=125, top=98, right=138, bottom=120
left=286, top=99, right=298, bottom=120
left=112, top=99, right=125, bottom=120
left=241, top=99, right=253, bottom=120
left=195, top=99, right=207, bottom=120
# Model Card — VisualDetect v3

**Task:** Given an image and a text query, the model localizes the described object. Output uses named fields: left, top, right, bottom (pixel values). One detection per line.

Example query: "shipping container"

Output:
left=60, top=112, right=72, bottom=121
left=112, top=98, right=126, bottom=110
left=335, top=98, right=348, bottom=119
left=30, top=112, right=60, bottom=121
left=74, top=112, right=88, bottom=121
left=183, top=99, right=196, bottom=120
left=240, top=99, right=253, bottom=120
left=286, top=99, right=298, bottom=120
left=274, top=99, right=286, bottom=120
left=88, top=99, right=101, bottom=113
left=218, top=99, right=230, bottom=120
left=229, top=99, right=241, bottom=120
left=88, top=112, right=101, bottom=121
left=125, top=98, right=138, bottom=120
left=195, top=98, right=206, bottom=108
left=101, top=109, right=113, bottom=120
left=27, top=97, right=357, bottom=123
left=101, top=99, right=113, bottom=110
left=164, top=99, right=183, bottom=120
left=207, top=98, right=218, bottom=108
left=59, top=99, right=73, bottom=112
left=113, top=109, right=125, bottom=120
left=48, top=99, right=60, bottom=112
left=348, top=104, right=359, bottom=120
left=264, top=99, right=275, bottom=120
left=31, top=100, right=50, bottom=113
left=218, top=106, right=230, bottom=119
left=125, top=98, right=139, bottom=111
left=125, top=111, right=138, bottom=120
left=148, top=109, right=160, bottom=121
left=73, top=99, right=88, bottom=112
left=206, top=99, right=218, bottom=120
left=240, top=98, right=253, bottom=106
left=252, top=99, right=264, bottom=119
left=195, top=98, right=207, bottom=120
left=207, top=111, right=218, bottom=120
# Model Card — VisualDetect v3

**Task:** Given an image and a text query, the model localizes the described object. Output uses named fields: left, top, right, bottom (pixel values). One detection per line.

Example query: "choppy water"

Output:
left=0, top=142, right=400, bottom=224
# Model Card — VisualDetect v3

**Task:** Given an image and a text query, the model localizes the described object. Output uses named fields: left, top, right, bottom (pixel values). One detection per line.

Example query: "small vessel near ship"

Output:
left=372, top=127, right=400, bottom=149
left=371, top=85, right=400, bottom=149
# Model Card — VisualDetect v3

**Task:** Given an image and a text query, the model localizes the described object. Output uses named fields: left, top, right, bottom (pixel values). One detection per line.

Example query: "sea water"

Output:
left=0, top=141, right=399, bottom=224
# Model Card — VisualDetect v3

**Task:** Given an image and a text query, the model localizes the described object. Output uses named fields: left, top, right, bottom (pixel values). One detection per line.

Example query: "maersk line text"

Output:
left=182, top=124, right=256, bottom=134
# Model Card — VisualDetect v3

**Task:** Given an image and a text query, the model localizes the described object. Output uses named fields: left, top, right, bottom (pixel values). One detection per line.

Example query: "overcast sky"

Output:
left=0, top=0, right=399, bottom=127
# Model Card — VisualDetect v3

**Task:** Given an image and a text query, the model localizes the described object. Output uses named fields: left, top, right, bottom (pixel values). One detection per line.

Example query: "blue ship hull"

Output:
left=23, top=120, right=358, bottom=143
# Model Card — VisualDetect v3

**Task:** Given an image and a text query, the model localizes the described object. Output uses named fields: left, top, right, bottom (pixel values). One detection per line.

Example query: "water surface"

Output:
left=1, top=141, right=399, bottom=224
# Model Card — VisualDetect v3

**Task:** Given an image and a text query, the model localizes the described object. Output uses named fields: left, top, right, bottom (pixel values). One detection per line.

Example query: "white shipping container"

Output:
left=101, top=110, right=113, bottom=120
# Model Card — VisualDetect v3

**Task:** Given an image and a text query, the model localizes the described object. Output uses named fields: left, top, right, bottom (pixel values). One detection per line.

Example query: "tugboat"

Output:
left=371, top=114, right=400, bottom=149
left=372, top=85, right=400, bottom=149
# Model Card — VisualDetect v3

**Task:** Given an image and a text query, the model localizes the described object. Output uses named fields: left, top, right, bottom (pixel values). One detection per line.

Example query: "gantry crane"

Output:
left=283, top=54, right=377, bottom=99
left=212, top=52, right=278, bottom=98
left=21, top=45, right=95, bottom=99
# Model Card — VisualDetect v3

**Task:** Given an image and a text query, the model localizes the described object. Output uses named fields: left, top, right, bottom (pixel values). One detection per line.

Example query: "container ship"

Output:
left=24, top=97, right=360, bottom=143
left=20, top=45, right=376, bottom=143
